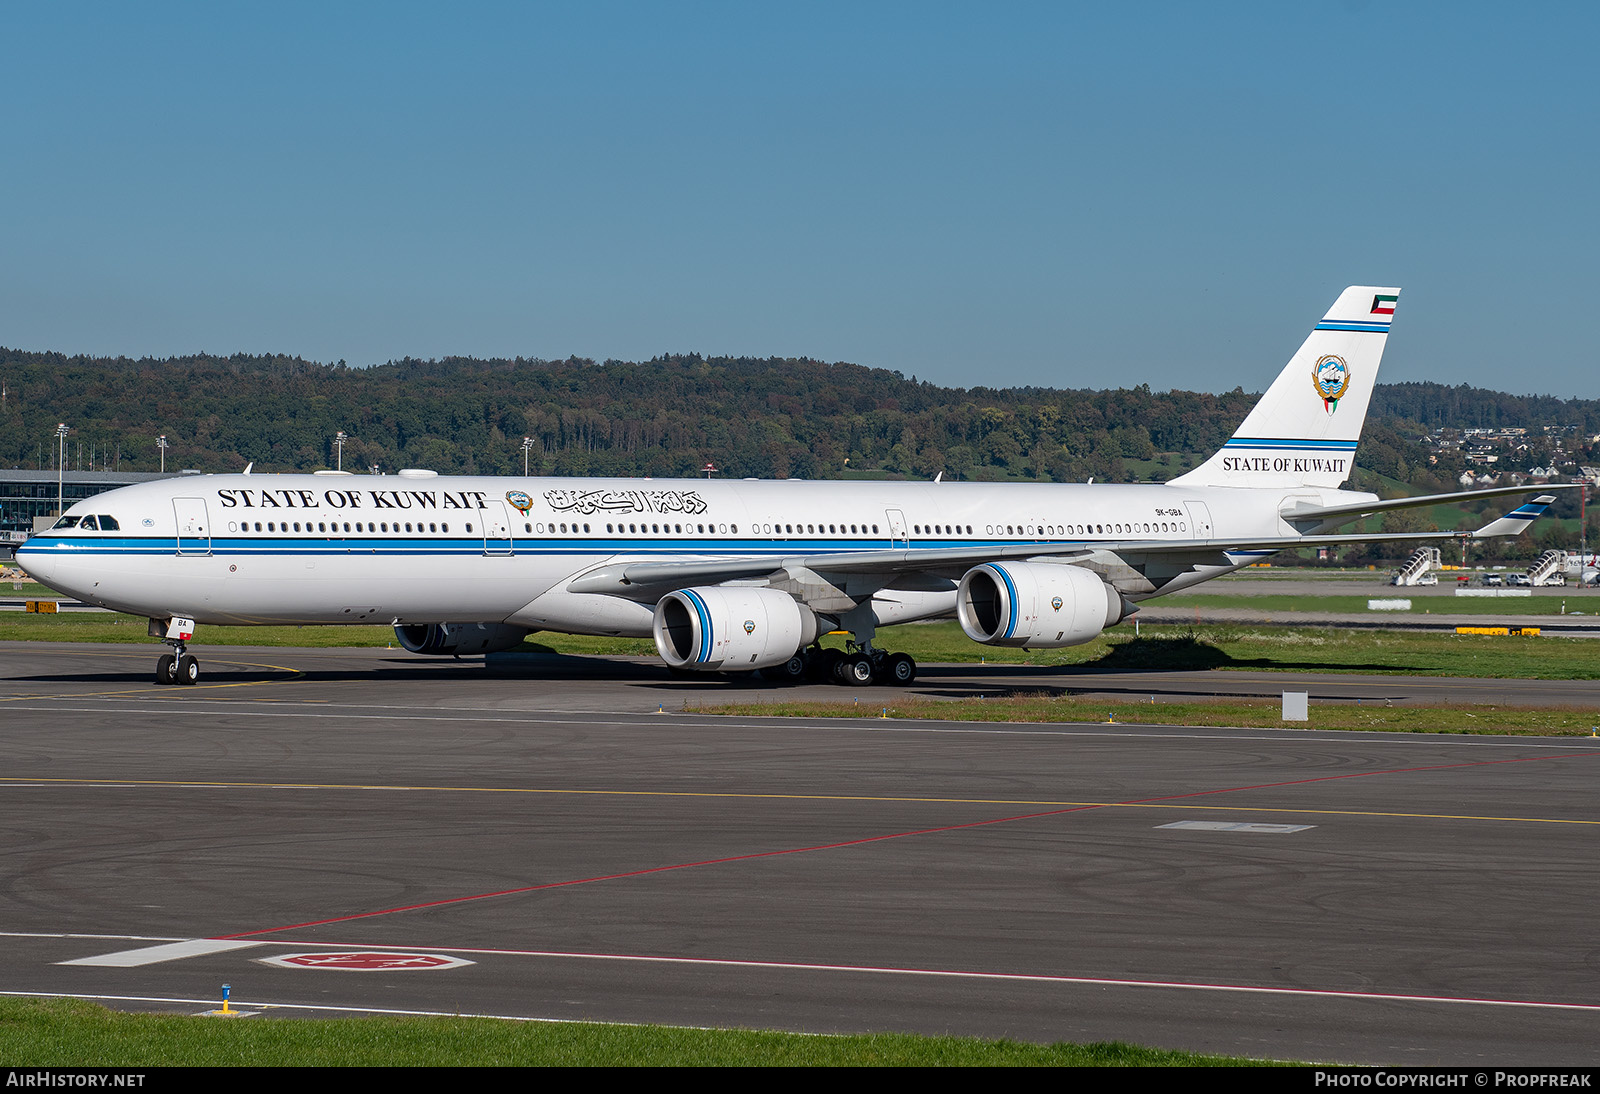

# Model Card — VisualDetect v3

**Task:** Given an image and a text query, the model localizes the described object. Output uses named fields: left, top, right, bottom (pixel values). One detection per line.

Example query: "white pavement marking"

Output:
left=59, top=939, right=263, bottom=967
left=1157, top=820, right=1315, bottom=833
left=12, top=931, right=1600, bottom=1015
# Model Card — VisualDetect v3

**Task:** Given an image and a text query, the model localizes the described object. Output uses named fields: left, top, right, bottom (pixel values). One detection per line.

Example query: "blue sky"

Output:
left=2, top=3, right=1595, bottom=395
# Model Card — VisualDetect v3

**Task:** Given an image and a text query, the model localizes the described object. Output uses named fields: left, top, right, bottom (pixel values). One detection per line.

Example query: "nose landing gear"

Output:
left=149, top=616, right=200, bottom=686
left=154, top=644, right=199, bottom=685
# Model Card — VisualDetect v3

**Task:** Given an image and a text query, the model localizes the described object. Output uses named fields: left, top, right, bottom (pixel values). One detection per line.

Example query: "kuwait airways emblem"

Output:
left=505, top=490, right=533, bottom=513
left=1313, top=355, right=1350, bottom=414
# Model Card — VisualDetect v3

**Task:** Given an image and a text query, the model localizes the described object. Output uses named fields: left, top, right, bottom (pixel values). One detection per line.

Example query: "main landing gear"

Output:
left=154, top=643, right=199, bottom=686
left=787, top=644, right=916, bottom=687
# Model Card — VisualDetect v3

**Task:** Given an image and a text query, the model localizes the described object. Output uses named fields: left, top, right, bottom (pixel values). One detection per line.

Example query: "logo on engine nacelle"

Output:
left=1050, top=596, right=1063, bottom=611
left=743, top=620, right=756, bottom=634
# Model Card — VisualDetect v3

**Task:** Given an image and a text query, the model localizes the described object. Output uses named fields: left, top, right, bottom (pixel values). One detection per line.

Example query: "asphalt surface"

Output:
left=3, top=642, right=1598, bottom=1065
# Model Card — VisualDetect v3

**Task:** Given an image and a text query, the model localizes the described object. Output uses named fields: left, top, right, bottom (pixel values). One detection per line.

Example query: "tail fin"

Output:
left=1170, top=285, right=1400, bottom=489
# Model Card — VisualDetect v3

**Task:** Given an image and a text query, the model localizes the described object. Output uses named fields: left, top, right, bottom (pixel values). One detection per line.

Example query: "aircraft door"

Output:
left=173, top=498, right=211, bottom=556
left=1184, top=501, right=1214, bottom=540
left=483, top=500, right=514, bottom=556
left=886, top=509, right=909, bottom=546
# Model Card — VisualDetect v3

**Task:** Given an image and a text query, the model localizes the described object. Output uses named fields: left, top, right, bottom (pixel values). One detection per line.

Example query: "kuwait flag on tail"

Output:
left=1370, top=293, right=1398, bottom=316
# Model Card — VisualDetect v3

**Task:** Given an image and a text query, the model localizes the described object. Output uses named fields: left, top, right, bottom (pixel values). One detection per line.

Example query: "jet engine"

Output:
left=956, top=562, right=1127, bottom=649
left=653, top=587, right=818, bottom=671
left=394, top=622, right=531, bottom=656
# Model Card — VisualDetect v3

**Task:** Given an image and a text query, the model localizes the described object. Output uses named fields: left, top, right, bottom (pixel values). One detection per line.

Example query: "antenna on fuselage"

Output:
left=242, top=462, right=254, bottom=475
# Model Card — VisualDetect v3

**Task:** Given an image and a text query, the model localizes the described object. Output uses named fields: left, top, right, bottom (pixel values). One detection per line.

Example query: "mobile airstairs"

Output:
left=1391, top=547, right=1441, bottom=586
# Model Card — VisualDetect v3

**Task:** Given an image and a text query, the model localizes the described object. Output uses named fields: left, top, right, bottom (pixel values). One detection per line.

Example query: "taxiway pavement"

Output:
left=2, top=642, right=1597, bottom=1064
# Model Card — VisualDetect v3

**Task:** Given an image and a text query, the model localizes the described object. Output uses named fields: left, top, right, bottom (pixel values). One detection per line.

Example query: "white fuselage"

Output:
left=18, top=472, right=1366, bottom=636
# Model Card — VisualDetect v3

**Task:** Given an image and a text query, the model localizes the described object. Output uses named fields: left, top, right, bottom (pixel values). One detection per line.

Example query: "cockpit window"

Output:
left=78, top=515, right=99, bottom=531
left=97, top=515, right=120, bottom=530
left=51, top=516, right=81, bottom=529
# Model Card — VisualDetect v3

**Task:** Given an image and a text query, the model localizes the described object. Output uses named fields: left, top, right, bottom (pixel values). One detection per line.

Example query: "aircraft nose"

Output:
left=14, top=543, right=52, bottom=583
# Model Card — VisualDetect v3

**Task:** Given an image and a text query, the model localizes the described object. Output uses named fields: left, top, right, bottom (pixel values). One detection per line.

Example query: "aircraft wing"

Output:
left=568, top=493, right=1555, bottom=595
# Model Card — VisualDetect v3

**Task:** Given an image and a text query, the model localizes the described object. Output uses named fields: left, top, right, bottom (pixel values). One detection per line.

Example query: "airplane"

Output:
left=16, top=285, right=1563, bottom=687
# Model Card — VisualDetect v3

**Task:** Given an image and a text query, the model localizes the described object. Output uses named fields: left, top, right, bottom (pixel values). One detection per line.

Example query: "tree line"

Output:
left=0, top=348, right=1591, bottom=497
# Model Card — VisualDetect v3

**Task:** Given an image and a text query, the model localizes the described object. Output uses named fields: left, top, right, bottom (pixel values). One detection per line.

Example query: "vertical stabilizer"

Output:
left=1170, top=285, right=1399, bottom=489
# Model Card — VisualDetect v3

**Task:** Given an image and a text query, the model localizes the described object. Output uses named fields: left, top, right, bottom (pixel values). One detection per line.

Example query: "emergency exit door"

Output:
left=173, top=498, right=211, bottom=555
left=482, top=500, right=514, bottom=555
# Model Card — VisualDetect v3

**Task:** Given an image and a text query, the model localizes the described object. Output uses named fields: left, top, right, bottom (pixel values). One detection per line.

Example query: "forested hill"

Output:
left=0, top=349, right=1593, bottom=491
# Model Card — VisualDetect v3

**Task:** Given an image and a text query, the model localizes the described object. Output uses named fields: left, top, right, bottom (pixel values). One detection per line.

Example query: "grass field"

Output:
left=0, top=998, right=1279, bottom=1067
left=1159, top=592, right=1588, bottom=616
left=707, top=694, right=1600, bottom=735
left=4, top=582, right=62, bottom=598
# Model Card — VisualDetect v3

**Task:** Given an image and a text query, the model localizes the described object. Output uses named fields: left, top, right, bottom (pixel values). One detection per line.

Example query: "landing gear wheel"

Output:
left=841, top=654, right=875, bottom=686
left=884, top=652, right=916, bottom=686
left=176, top=653, right=200, bottom=686
left=762, top=653, right=807, bottom=684
left=812, top=648, right=843, bottom=683
left=155, top=654, right=176, bottom=685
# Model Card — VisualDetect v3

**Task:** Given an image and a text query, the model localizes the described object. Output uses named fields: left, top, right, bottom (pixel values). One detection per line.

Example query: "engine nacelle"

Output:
left=956, top=562, right=1126, bottom=649
left=653, top=587, right=818, bottom=671
left=394, top=622, right=531, bottom=656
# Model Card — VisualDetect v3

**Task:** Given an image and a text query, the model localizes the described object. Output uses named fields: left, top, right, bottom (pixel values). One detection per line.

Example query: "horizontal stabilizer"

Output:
left=1282, top=484, right=1581, bottom=528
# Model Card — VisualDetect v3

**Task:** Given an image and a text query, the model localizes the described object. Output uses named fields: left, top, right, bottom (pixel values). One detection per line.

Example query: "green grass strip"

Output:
left=706, top=694, right=1600, bottom=736
left=0, top=998, right=1282, bottom=1067
left=1161, top=592, right=1589, bottom=616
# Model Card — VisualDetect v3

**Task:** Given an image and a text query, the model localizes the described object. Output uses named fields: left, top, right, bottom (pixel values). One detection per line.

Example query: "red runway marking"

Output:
left=216, top=803, right=1101, bottom=938
left=217, top=747, right=1599, bottom=940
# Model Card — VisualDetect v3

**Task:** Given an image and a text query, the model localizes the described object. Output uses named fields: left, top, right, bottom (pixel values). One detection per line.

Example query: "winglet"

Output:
left=1473, top=495, right=1557, bottom=539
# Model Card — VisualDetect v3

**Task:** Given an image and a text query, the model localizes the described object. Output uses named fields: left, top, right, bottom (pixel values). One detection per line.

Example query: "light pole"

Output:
left=157, top=435, right=170, bottom=474
left=521, top=436, right=534, bottom=476
left=334, top=431, right=347, bottom=472
left=55, top=423, right=69, bottom=517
